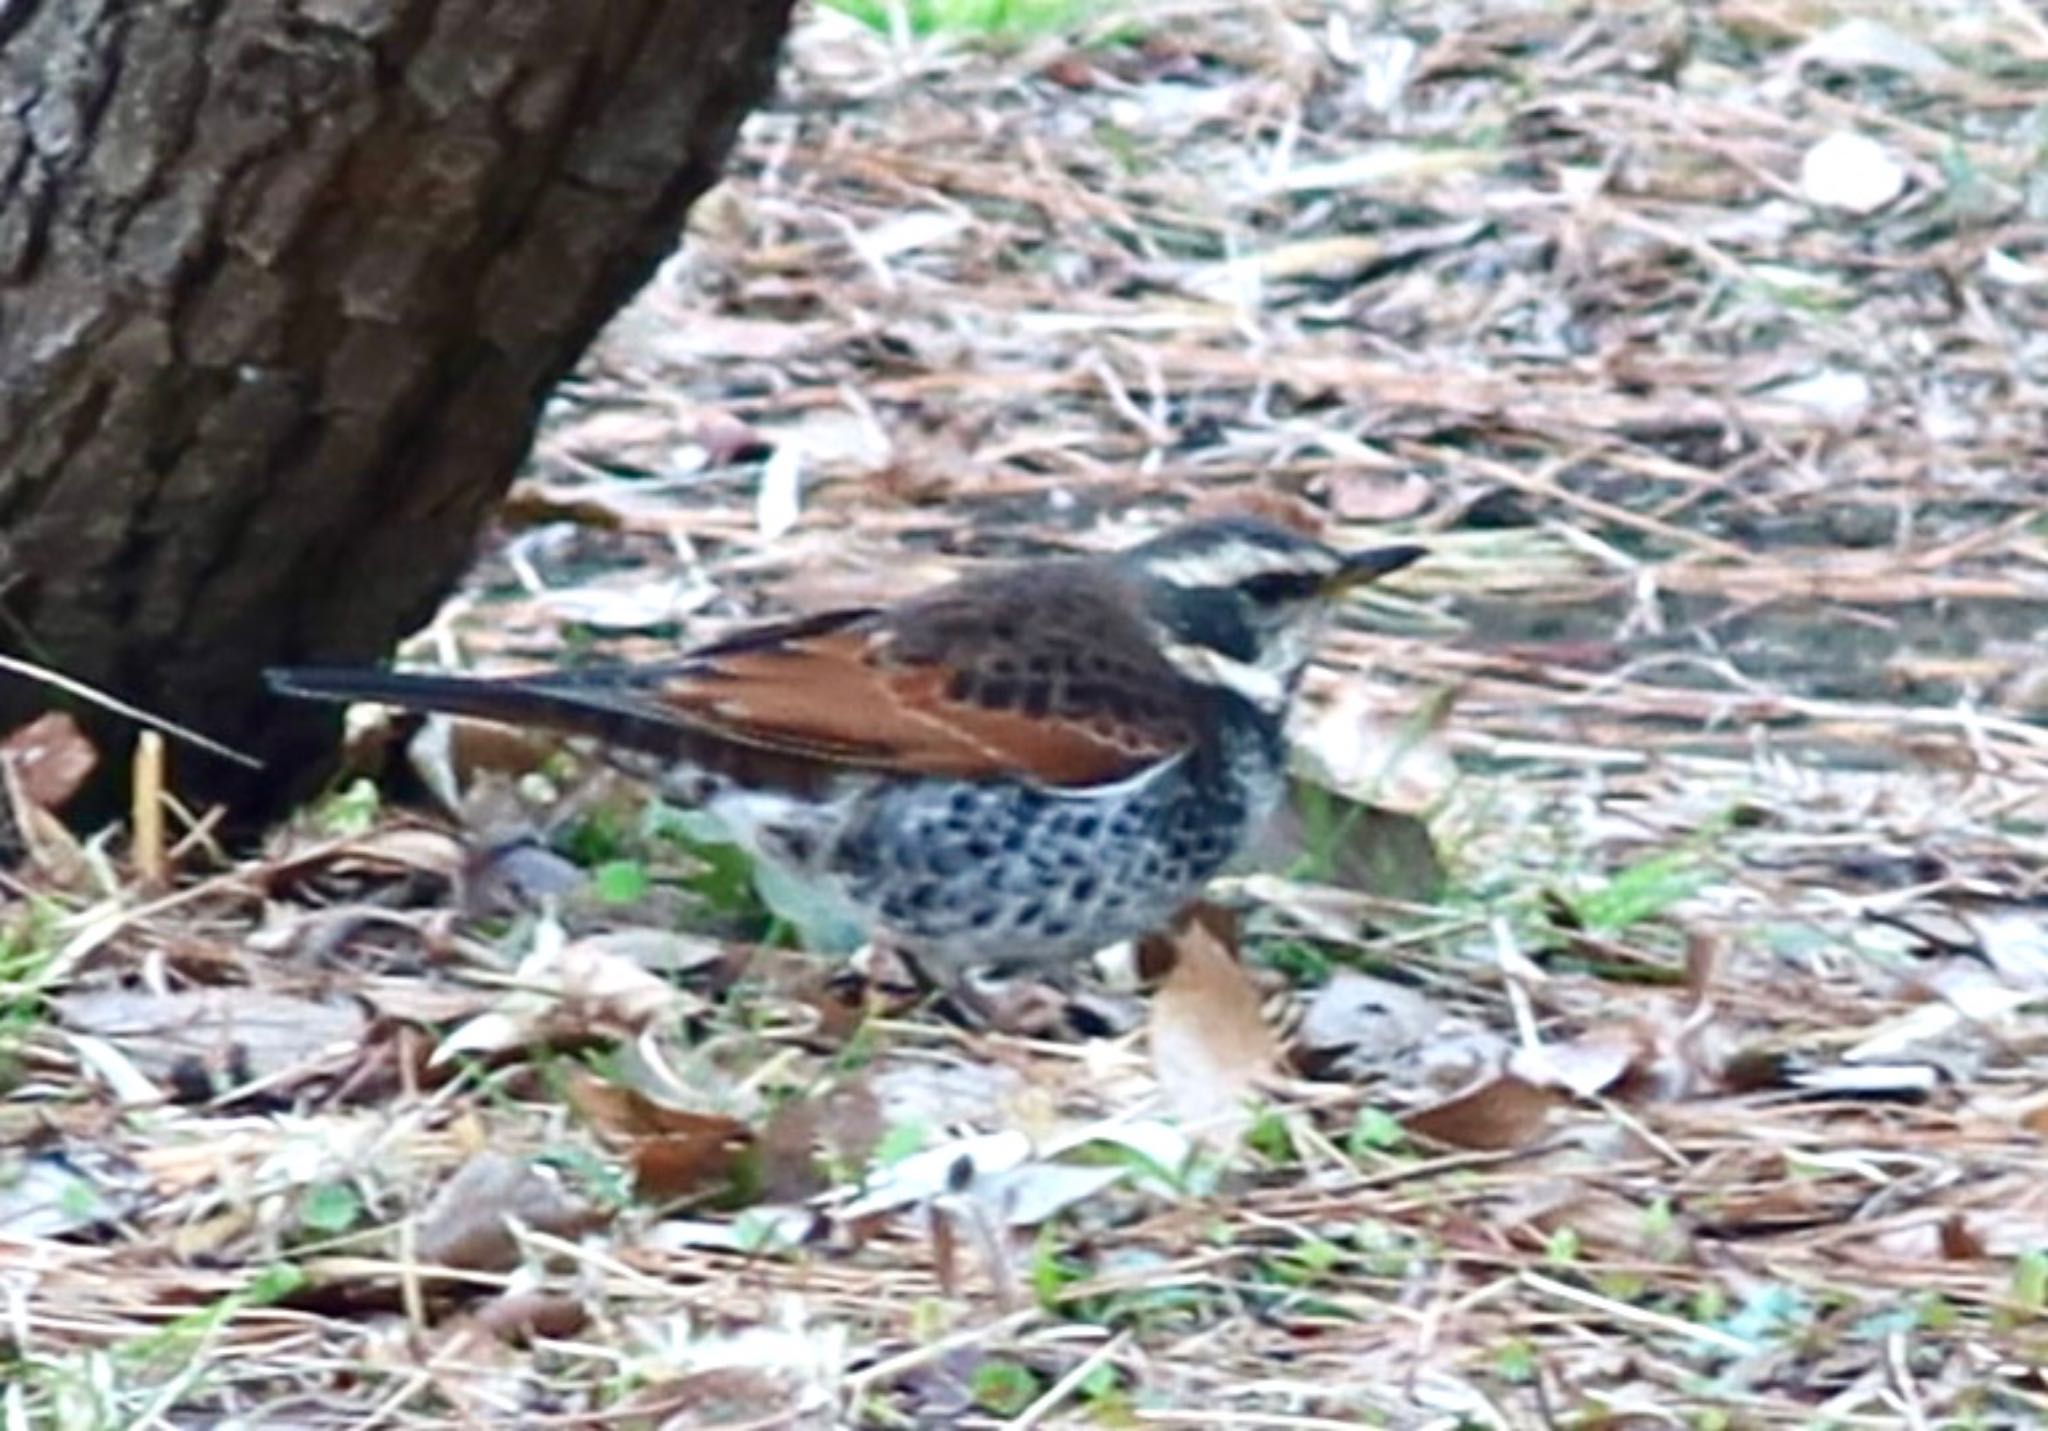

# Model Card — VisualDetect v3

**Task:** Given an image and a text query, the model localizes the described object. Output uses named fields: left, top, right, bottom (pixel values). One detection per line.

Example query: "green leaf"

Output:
left=822, top=0, right=1106, bottom=39
left=559, top=807, right=633, bottom=865
left=969, top=1360, right=1039, bottom=1415
left=314, top=778, right=381, bottom=836
left=243, top=1263, right=309, bottom=1304
left=750, top=858, right=867, bottom=954
left=2012, top=1250, right=2048, bottom=1310
left=1031, top=1226, right=1087, bottom=1308
left=591, top=859, right=650, bottom=904
left=298, top=1181, right=362, bottom=1235
left=1494, top=1337, right=1537, bottom=1383
left=649, top=805, right=763, bottom=915
left=1348, top=1106, right=1407, bottom=1155
left=1244, top=1106, right=1295, bottom=1164
left=872, top=1121, right=930, bottom=1169
left=1259, top=939, right=1332, bottom=985
left=1568, top=847, right=1709, bottom=931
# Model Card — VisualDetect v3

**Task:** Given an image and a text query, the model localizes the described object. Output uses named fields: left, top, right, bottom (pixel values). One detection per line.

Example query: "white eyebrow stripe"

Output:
left=1159, top=640, right=1288, bottom=712
left=1145, top=546, right=1337, bottom=589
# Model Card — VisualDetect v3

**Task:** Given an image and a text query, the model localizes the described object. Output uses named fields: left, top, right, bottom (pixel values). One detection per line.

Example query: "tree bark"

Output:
left=0, top=0, right=793, bottom=822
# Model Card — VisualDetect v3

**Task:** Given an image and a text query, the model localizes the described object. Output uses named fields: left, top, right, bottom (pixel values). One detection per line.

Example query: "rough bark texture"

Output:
left=0, top=0, right=793, bottom=821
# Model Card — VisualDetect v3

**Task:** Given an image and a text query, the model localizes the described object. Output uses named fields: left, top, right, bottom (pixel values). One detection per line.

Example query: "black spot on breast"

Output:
left=1013, top=902, right=1044, bottom=929
left=1072, top=875, right=1098, bottom=903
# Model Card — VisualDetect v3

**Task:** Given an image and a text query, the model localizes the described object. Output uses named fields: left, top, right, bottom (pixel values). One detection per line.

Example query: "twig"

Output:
left=0, top=653, right=262, bottom=768
left=1520, top=1271, right=1753, bottom=1354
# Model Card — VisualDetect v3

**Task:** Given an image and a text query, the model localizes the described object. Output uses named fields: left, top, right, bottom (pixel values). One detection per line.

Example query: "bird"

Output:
left=269, top=517, right=1423, bottom=1000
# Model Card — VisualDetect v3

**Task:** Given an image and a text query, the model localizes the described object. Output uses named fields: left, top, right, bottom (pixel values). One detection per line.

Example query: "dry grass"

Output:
left=8, top=1, right=2048, bottom=1426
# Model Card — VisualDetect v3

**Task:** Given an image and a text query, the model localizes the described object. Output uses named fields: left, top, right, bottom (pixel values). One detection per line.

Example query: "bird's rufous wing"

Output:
left=657, top=629, right=1180, bottom=788
left=645, top=573, right=1196, bottom=788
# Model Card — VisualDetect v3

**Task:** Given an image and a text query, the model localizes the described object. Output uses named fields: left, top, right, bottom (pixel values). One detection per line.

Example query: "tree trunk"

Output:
left=0, top=0, right=793, bottom=823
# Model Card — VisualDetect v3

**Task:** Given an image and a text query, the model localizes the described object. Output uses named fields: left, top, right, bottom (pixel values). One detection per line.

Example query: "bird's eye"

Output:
left=1240, top=571, right=1319, bottom=605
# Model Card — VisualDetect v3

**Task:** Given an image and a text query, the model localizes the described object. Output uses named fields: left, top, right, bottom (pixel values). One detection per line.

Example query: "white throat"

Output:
left=1159, top=639, right=1290, bottom=713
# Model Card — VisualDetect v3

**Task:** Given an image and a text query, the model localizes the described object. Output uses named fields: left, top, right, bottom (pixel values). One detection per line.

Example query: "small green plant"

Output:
left=871, top=1120, right=931, bottom=1169
left=537, top=1137, right=634, bottom=1210
left=1076, top=1360, right=1127, bottom=1416
left=1347, top=1106, right=1407, bottom=1157
left=560, top=805, right=635, bottom=865
left=1917, top=1292, right=1958, bottom=1332
left=1243, top=1105, right=1297, bottom=1164
left=1712, top=1283, right=1807, bottom=1348
left=1494, top=1337, right=1538, bottom=1383
left=1030, top=1227, right=1089, bottom=1309
left=0, top=900, right=64, bottom=1085
left=590, top=858, right=650, bottom=904
left=2011, top=1249, right=2048, bottom=1311
left=1259, top=938, right=1333, bottom=985
left=824, top=0, right=1104, bottom=40
left=648, top=802, right=863, bottom=950
left=1566, top=846, right=1710, bottom=931
left=968, top=1359, right=1039, bottom=1415
left=312, top=778, right=381, bottom=836
left=646, top=802, right=762, bottom=918
left=118, top=1263, right=307, bottom=1376
left=1543, top=1225, right=1581, bottom=1266
left=1275, top=1236, right=1345, bottom=1285
left=296, top=1181, right=362, bottom=1236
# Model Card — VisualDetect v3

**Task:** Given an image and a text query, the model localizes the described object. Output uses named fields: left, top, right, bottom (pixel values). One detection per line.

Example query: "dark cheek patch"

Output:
left=1150, top=587, right=1259, bottom=662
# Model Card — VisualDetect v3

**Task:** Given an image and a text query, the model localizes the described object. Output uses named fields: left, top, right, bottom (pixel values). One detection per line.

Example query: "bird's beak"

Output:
left=1324, top=543, right=1426, bottom=594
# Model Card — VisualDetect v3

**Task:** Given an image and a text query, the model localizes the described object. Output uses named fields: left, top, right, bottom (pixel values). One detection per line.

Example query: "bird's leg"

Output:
left=890, top=947, right=999, bottom=1030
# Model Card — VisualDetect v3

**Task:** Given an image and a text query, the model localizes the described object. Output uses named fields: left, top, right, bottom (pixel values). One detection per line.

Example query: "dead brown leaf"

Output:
left=414, top=1152, right=607, bottom=1272
left=1401, top=1073, right=1561, bottom=1152
left=470, top=1289, right=590, bottom=1344
left=1147, top=907, right=1279, bottom=1142
left=0, top=711, right=96, bottom=810
left=563, top=1068, right=753, bottom=1203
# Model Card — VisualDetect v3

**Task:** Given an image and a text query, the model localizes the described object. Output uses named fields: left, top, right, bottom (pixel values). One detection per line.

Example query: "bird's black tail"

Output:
left=267, top=665, right=689, bottom=756
left=269, top=664, right=845, bottom=793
